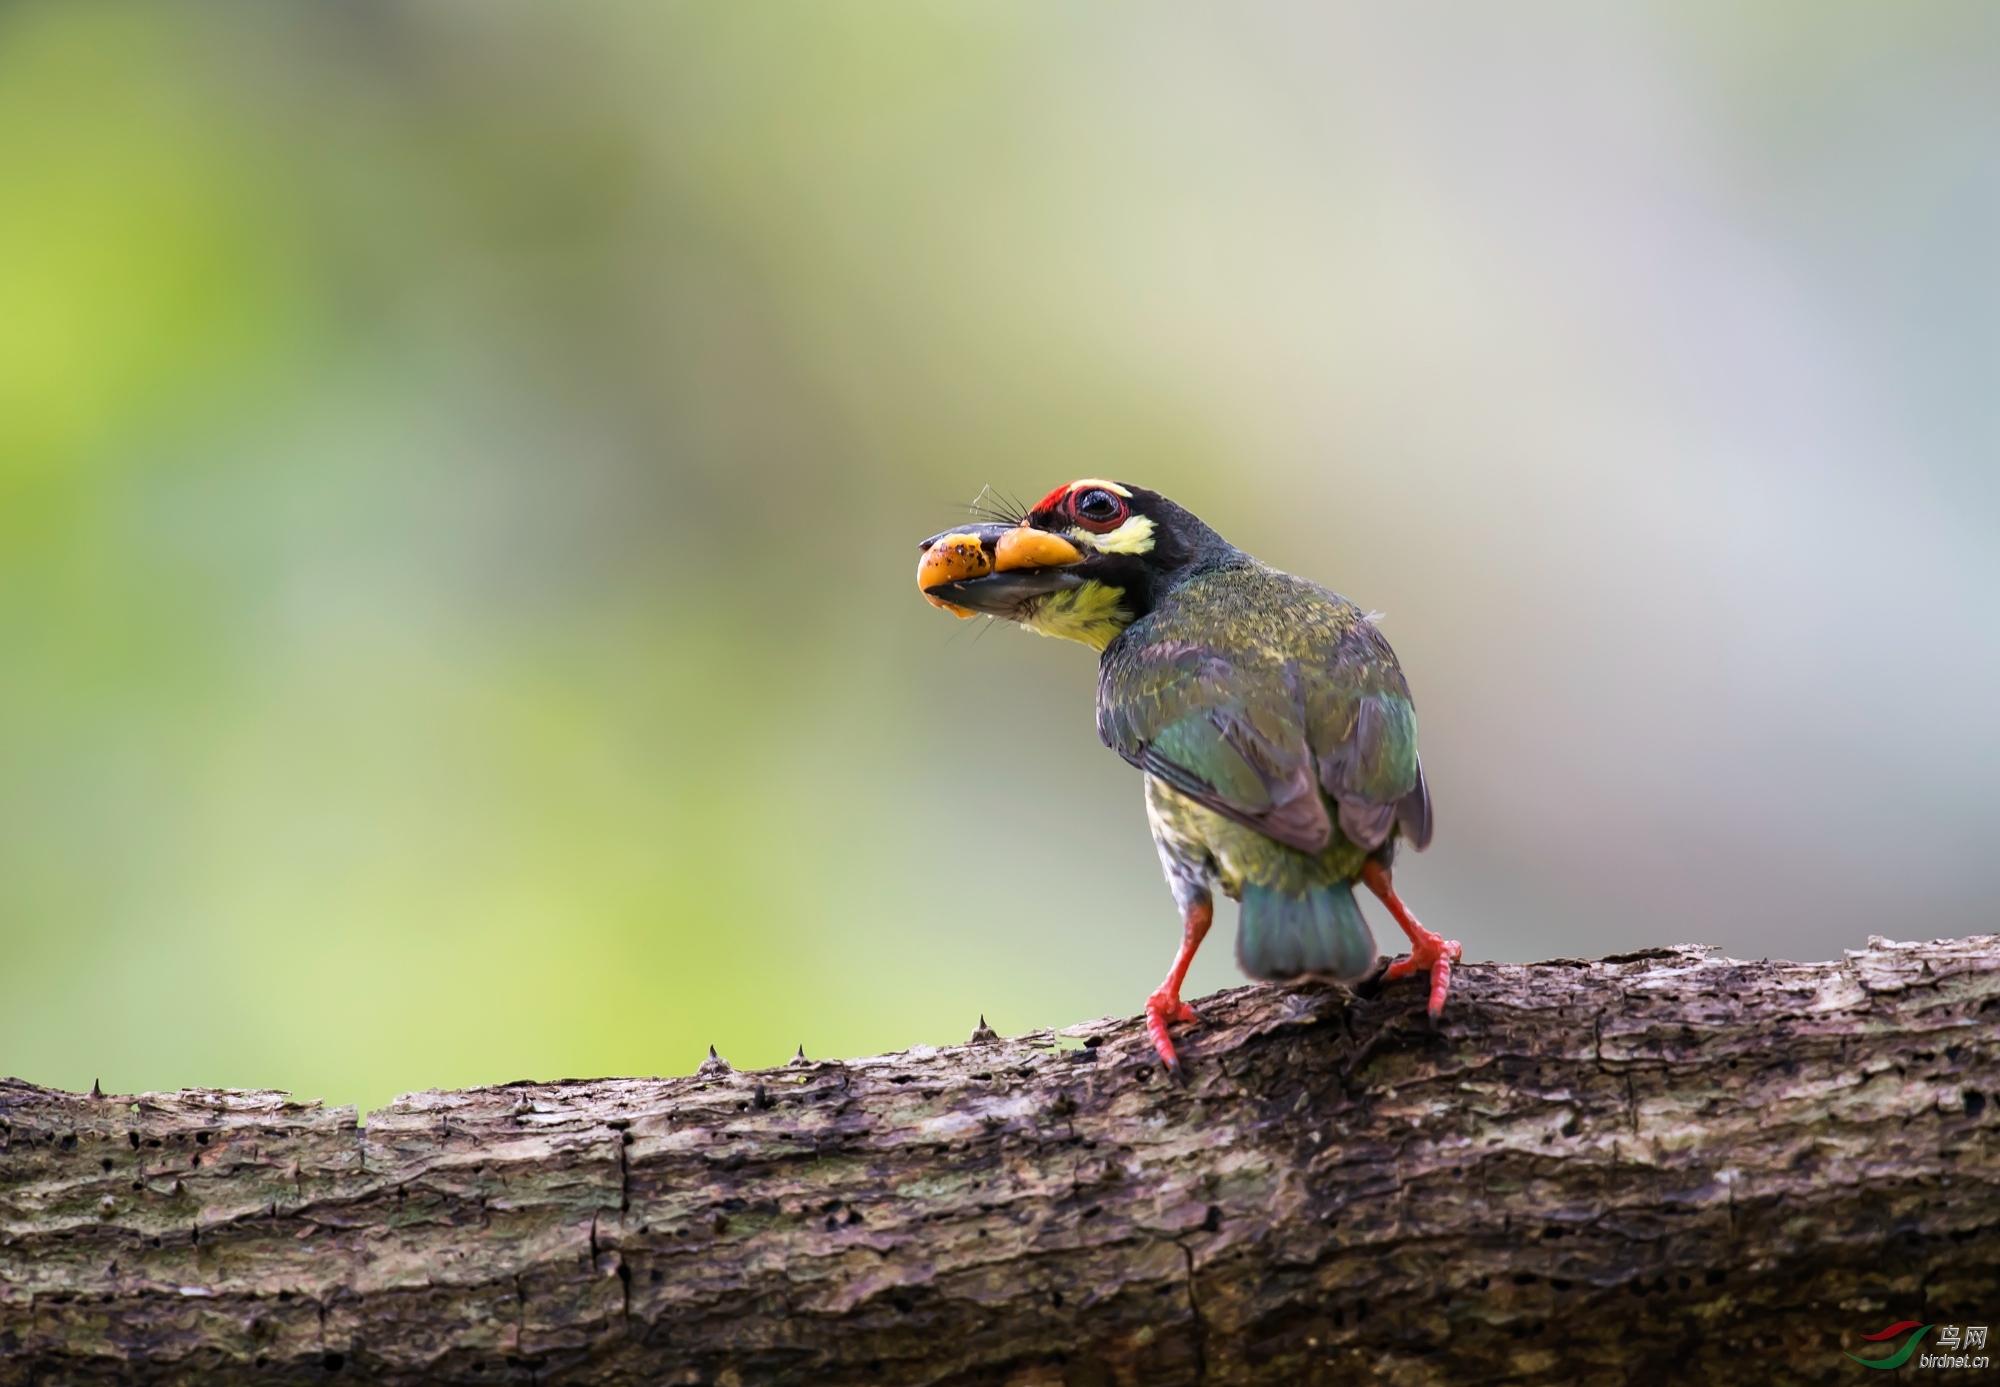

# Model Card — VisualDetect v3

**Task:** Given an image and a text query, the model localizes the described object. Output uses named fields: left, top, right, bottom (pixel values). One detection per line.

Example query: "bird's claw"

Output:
left=1385, top=928, right=1463, bottom=1020
left=1145, top=989, right=1202, bottom=1072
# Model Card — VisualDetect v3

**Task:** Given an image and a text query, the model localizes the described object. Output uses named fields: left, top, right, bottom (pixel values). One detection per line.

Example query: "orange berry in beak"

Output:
left=918, top=532, right=993, bottom=617
left=993, top=528, right=1084, bottom=572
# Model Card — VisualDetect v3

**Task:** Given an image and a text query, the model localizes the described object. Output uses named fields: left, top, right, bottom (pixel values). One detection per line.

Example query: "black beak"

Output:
left=926, top=568, right=1087, bottom=616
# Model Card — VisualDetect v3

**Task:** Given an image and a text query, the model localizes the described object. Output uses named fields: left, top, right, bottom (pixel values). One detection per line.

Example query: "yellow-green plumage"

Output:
left=1019, top=579, right=1132, bottom=651
left=1145, top=773, right=1378, bottom=979
left=1144, top=774, right=1369, bottom=900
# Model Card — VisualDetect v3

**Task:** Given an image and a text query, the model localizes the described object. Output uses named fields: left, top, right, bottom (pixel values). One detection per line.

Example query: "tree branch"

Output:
left=3, top=936, right=1996, bottom=1384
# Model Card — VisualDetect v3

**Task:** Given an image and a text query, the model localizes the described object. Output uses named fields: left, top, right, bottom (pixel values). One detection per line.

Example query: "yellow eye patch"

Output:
left=1072, top=513, right=1156, bottom=556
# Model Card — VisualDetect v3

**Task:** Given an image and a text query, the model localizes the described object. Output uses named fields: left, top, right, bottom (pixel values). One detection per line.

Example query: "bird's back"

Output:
left=1122, top=561, right=1369, bottom=668
left=1099, top=559, right=1424, bottom=844
left=1104, top=559, right=1429, bottom=982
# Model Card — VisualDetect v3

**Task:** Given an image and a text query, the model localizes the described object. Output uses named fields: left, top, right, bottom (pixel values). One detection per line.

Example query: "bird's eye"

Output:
left=1071, top=488, right=1127, bottom=530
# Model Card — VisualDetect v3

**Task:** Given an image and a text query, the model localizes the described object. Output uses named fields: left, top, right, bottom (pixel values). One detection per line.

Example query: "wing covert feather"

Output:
left=1099, top=567, right=1431, bottom=855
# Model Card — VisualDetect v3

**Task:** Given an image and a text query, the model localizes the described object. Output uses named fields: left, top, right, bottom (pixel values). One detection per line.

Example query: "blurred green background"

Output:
left=3, top=2, right=1996, bottom=1115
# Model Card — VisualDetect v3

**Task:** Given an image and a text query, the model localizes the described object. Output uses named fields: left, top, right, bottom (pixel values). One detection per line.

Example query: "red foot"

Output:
left=1145, top=899, right=1214, bottom=1073
left=1145, top=989, right=1202, bottom=1073
left=1361, top=859, right=1462, bottom=1021
left=1382, top=926, right=1463, bottom=1019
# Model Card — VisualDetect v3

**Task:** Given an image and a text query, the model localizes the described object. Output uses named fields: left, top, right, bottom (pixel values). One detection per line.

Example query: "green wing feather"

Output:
left=1099, top=565, right=1431, bottom=855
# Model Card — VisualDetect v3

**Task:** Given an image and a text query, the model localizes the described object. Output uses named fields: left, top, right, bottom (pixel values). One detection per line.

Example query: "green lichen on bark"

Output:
left=2, top=936, right=1997, bottom=1384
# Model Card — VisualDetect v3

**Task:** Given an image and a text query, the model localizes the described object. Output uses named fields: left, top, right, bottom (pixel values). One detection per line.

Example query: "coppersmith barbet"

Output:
left=916, top=480, right=1460, bottom=1072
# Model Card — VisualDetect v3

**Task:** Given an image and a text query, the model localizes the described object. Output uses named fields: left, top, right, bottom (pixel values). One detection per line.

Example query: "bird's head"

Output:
left=916, top=480, right=1232, bottom=650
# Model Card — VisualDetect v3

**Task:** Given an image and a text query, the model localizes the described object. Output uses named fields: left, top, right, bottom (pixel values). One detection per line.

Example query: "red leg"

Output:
left=1360, top=860, right=1462, bottom=1021
left=1145, top=899, right=1213, bottom=1073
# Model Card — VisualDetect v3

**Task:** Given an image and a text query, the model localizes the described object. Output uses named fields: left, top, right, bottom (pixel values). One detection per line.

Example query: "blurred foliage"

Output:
left=1, top=1, right=1994, bottom=1114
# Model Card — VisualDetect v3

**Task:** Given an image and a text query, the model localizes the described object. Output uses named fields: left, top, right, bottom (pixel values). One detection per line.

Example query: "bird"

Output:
left=916, top=479, right=1458, bottom=1073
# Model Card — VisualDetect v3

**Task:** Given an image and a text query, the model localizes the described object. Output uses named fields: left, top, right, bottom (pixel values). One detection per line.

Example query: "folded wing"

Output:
left=1099, top=585, right=1431, bottom=856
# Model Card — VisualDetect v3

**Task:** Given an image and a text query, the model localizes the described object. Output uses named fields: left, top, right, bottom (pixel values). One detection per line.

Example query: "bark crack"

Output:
left=1177, top=1237, right=1209, bottom=1384
left=616, top=1127, right=630, bottom=1213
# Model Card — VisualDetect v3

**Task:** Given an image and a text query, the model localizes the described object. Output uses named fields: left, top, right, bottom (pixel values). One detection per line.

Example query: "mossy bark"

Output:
left=3, top=936, right=1996, bottom=1385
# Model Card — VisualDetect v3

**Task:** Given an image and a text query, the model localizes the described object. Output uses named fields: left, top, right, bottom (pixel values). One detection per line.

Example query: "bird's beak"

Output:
left=917, top=523, right=1087, bottom=618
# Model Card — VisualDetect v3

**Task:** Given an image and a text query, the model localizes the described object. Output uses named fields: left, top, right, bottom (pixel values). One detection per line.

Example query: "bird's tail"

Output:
left=1236, top=880, right=1377, bottom=982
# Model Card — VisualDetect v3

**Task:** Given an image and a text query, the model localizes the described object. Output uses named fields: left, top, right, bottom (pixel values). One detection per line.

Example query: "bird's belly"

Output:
left=1143, top=774, right=1367, bottom=901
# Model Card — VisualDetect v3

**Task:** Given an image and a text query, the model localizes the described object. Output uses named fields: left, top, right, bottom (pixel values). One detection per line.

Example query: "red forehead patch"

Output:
left=1031, top=482, right=1078, bottom=515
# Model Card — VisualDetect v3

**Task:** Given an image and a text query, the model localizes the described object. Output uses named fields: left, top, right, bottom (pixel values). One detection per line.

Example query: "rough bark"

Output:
left=2, top=936, right=1997, bottom=1386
